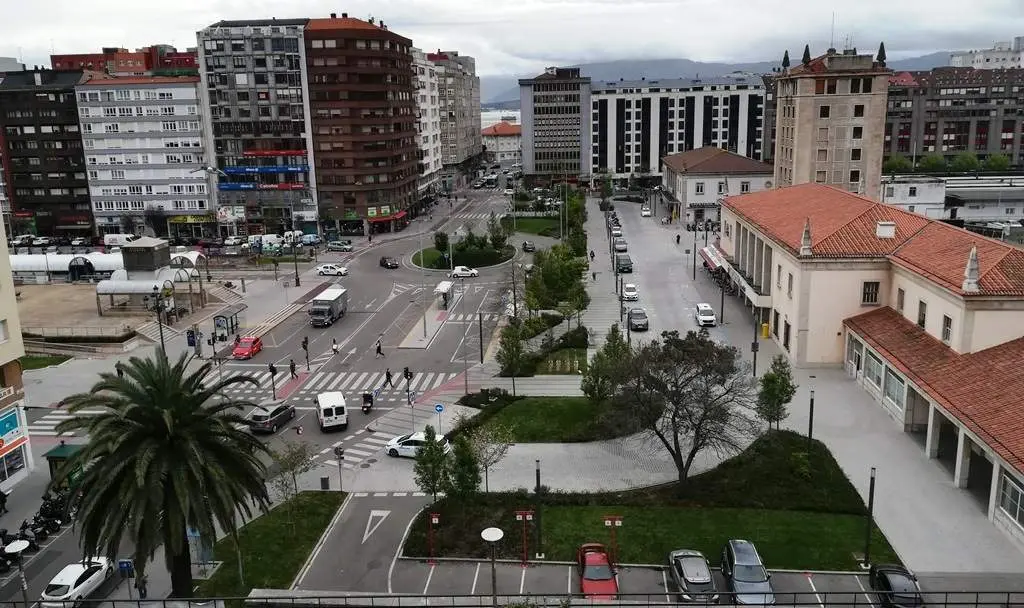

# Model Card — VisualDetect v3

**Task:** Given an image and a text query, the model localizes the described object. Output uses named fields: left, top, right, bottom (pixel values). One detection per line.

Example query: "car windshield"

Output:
left=733, top=564, right=768, bottom=583
left=631, top=311, right=647, bottom=319
left=584, top=564, right=613, bottom=580
left=394, top=434, right=412, bottom=443
left=239, top=339, right=255, bottom=347
left=44, top=584, right=70, bottom=596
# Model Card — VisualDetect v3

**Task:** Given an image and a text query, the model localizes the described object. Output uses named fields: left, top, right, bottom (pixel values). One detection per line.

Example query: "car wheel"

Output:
left=318, top=271, right=325, bottom=276
left=388, top=448, right=399, bottom=457
left=290, top=409, right=296, bottom=419
left=272, top=424, right=278, bottom=433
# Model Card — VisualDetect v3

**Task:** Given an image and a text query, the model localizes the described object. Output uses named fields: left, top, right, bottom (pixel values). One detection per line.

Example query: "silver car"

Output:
left=668, top=549, right=719, bottom=603
left=613, top=238, right=628, bottom=252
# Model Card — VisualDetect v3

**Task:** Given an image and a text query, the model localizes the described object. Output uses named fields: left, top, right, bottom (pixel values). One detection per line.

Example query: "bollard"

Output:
left=320, top=476, right=330, bottom=490
left=241, top=278, right=246, bottom=293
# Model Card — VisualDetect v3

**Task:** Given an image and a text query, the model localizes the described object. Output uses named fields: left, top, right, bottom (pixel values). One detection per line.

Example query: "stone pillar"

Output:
left=988, top=460, right=1002, bottom=521
left=925, top=403, right=940, bottom=458
left=953, top=428, right=971, bottom=489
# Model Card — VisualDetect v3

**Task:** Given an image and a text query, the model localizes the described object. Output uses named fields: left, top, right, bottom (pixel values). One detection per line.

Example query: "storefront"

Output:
left=11, top=211, right=36, bottom=236
left=367, top=207, right=409, bottom=235
left=55, top=214, right=94, bottom=235
left=0, top=403, right=33, bottom=492
left=168, top=214, right=217, bottom=239
left=217, top=205, right=246, bottom=238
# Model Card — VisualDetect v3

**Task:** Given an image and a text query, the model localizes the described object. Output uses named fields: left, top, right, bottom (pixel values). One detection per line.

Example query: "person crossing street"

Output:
left=375, top=336, right=385, bottom=358
left=289, top=359, right=298, bottom=379
left=332, top=338, right=339, bottom=355
left=384, top=368, right=394, bottom=388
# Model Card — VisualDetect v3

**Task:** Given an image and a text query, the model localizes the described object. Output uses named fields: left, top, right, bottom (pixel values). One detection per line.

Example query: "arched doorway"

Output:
left=68, top=257, right=95, bottom=281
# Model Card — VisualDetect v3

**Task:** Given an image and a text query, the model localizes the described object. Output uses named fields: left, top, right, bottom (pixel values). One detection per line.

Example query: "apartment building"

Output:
left=950, top=38, right=1024, bottom=69
left=430, top=50, right=482, bottom=181
left=75, top=76, right=216, bottom=238
left=881, top=173, right=1024, bottom=224
left=0, top=151, right=9, bottom=235
left=481, top=121, right=521, bottom=164
left=591, top=75, right=765, bottom=183
left=52, top=45, right=199, bottom=77
left=305, top=13, right=418, bottom=234
left=0, top=219, right=30, bottom=491
left=718, top=182, right=1024, bottom=550
left=0, top=69, right=92, bottom=236
left=886, top=68, right=1024, bottom=167
left=519, top=67, right=592, bottom=183
left=660, top=147, right=773, bottom=222
left=413, top=48, right=442, bottom=200
left=760, top=75, right=778, bottom=163
left=196, top=18, right=318, bottom=237
left=773, top=47, right=891, bottom=201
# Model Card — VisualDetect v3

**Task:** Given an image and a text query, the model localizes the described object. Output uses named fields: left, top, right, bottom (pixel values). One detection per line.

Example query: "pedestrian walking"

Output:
left=331, top=338, right=339, bottom=355
left=289, top=359, right=298, bottom=379
left=384, top=368, right=394, bottom=387
left=0, top=489, right=9, bottom=514
left=592, top=271, right=597, bottom=281
left=135, top=574, right=148, bottom=600
left=115, top=363, right=124, bottom=379
left=375, top=337, right=385, bottom=358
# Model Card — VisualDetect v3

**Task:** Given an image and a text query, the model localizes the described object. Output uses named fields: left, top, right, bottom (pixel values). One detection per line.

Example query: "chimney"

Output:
left=875, top=221, right=897, bottom=239
left=330, top=12, right=336, bottom=18
left=962, top=245, right=980, bottom=293
left=341, top=12, right=347, bottom=18
left=33, top=72, right=42, bottom=86
left=799, top=218, right=813, bottom=256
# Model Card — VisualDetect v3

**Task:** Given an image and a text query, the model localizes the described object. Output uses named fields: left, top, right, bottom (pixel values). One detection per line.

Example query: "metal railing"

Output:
left=22, top=325, right=133, bottom=338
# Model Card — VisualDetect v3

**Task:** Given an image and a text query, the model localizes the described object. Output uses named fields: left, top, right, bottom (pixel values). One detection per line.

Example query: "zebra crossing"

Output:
left=295, top=370, right=458, bottom=396
left=445, top=313, right=501, bottom=322
left=453, top=212, right=493, bottom=221
left=27, top=408, right=104, bottom=437
left=319, top=430, right=394, bottom=470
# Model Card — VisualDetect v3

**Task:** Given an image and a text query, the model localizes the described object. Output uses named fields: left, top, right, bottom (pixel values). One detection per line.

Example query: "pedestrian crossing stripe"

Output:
left=299, top=371, right=457, bottom=394
left=454, top=213, right=491, bottom=220
left=446, top=313, right=500, bottom=322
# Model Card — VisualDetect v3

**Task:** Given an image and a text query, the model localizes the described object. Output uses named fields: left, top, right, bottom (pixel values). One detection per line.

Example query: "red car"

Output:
left=232, top=336, right=263, bottom=359
left=577, top=543, right=618, bottom=600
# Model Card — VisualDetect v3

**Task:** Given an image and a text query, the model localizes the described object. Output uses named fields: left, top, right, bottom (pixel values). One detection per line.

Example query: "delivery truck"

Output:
left=308, top=287, right=348, bottom=327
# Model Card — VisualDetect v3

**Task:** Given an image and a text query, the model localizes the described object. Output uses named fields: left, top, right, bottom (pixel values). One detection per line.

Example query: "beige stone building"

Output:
left=773, top=47, right=890, bottom=201
left=0, top=219, right=31, bottom=491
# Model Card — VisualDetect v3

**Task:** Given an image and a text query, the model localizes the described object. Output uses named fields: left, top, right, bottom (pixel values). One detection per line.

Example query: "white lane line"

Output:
left=471, top=563, right=480, bottom=594
left=855, top=574, right=876, bottom=607
left=343, top=448, right=374, bottom=458
left=422, top=564, right=435, bottom=594
left=662, top=570, right=671, bottom=603
left=805, top=573, right=824, bottom=608
left=361, top=436, right=390, bottom=446
left=326, top=373, right=347, bottom=390
left=566, top=566, right=573, bottom=594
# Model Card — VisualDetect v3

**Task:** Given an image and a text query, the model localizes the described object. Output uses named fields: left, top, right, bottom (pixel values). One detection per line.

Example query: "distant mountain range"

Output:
left=480, top=52, right=950, bottom=108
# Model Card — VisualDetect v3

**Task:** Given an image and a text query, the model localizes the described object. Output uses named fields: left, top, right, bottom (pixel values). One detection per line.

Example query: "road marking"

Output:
left=855, top=574, right=876, bottom=607
left=387, top=501, right=422, bottom=594
left=566, top=565, right=573, bottom=594
left=470, top=563, right=480, bottom=594
left=291, top=492, right=353, bottom=589
left=354, top=492, right=369, bottom=497
left=362, top=509, right=391, bottom=544
left=662, top=569, right=671, bottom=603
left=344, top=448, right=374, bottom=458
left=361, top=436, right=390, bottom=446
left=422, top=564, right=435, bottom=594
left=805, top=572, right=825, bottom=608
left=430, top=374, right=446, bottom=389
left=327, top=374, right=347, bottom=390
left=519, top=567, right=526, bottom=594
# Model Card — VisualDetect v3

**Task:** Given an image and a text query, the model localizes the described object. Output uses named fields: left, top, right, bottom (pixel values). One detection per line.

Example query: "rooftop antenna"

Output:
left=830, top=13, right=836, bottom=49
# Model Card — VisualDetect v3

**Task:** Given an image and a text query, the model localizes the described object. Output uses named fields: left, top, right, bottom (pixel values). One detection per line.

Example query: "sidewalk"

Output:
left=582, top=197, right=625, bottom=354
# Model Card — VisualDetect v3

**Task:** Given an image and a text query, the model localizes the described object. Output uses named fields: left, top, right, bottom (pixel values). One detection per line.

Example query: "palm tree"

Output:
left=54, top=352, right=272, bottom=598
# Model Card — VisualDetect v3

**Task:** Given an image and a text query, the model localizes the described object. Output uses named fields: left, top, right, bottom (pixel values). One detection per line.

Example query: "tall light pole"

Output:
left=5, top=539, right=30, bottom=608
left=290, top=197, right=301, bottom=287
left=419, top=228, right=427, bottom=337
left=151, top=285, right=166, bottom=354
left=481, top=527, right=504, bottom=608
left=461, top=277, right=469, bottom=395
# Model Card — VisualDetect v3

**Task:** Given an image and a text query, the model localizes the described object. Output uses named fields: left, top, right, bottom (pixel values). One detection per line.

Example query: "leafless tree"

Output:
left=466, top=420, right=515, bottom=492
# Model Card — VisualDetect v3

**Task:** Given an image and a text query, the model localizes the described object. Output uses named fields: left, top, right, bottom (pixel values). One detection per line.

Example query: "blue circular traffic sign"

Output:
left=434, top=403, right=444, bottom=413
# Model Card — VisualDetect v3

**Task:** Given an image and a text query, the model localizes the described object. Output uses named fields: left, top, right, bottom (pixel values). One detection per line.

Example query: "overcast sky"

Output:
left=2, top=0, right=1023, bottom=76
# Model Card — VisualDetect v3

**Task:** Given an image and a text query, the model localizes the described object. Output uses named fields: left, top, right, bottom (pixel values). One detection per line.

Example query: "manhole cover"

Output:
left=366, top=458, right=378, bottom=464
left=360, top=463, right=371, bottom=468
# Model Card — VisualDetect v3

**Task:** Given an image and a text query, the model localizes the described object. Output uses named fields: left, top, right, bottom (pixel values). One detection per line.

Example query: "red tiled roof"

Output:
left=845, top=307, right=1024, bottom=475
left=784, top=51, right=889, bottom=77
left=80, top=75, right=199, bottom=85
left=724, top=183, right=1024, bottom=296
left=888, top=71, right=920, bottom=87
left=481, top=122, right=521, bottom=137
left=306, top=16, right=397, bottom=34
left=661, top=147, right=773, bottom=176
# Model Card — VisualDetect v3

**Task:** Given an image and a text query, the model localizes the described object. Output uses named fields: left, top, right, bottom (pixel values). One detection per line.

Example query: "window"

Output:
left=908, top=186, right=918, bottom=197
left=110, top=170, right=125, bottom=180
left=695, top=182, right=704, bottom=195
left=815, top=170, right=827, bottom=183
left=740, top=181, right=750, bottom=193
left=864, top=352, right=883, bottom=387
left=1000, top=475, right=1024, bottom=528
left=852, top=126, right=863, bottom=139
left=861, top=281, right=880, bottom=305
left=717, top=182, right=726, bottom=194
left=817, top=127, right=828, bottom=141
left=917, top=300, right=927, bottom=328
left=883, top=368, right=905, bottom=406
left=787, top=273, right=793, bottom=298
left=896, top=288, right=905, bottom=313
left=826, top=79, right=837, bottom=94
left=942, top=315, right=952, bottom=343
left=819, top=105, right=831, bottom=118
left=235, top=73, right=249, bottom=86
left=816, top=149, right=827, bottom=162
left=851, top=149, right=862, bottom=161
left=776, top=264, right=782, bottom=288
left=854, top=104, right=865, bottom=117
left=850, top=170, right=861, bottom=184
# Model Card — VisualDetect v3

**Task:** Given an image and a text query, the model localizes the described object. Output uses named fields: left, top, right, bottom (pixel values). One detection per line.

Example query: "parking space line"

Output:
left=471, top=563, right=480, bottom=594
left=566, top=566, right=572, bottom=594
left=422, top=564, right=435, bottom=594
left=805, top=573, right=825, bottom=608
left=519, top=568, right=526, bottom=594
left=662, top=570, right=671, bottom=604
left=856, top=575, right=876, bottom=607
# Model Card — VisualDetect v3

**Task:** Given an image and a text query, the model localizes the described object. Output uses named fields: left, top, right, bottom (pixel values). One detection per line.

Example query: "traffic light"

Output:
left=269, top=363, right=277, bottom=375
left=403, top=367, right=412, bottom=381
left=301, top=336, right=309, bottom=351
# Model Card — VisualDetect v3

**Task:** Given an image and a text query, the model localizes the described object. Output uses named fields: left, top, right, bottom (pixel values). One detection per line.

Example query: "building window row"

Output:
left=78, top=90, right=176, bottom=103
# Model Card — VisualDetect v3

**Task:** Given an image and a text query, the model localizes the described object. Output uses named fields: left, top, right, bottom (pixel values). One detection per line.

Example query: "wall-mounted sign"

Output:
left=168, top=215, right=214, bottom=224
left=367, top=207, right=378, bottom=218
left=0, top=409, right=23, bottom=446
left=379, top=206, right=391, bottom=216
left=216, top=206, right=246, bottom=223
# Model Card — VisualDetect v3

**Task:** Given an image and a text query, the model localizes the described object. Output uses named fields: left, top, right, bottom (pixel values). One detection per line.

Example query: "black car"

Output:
left=245, top=399, right=296, bottom=434
left=668, top=549, right=719, bottom=603
left=522, top=241, right=536, bottom=252
left=627, top=308, right=649, bottom=331
left=869, top=564, right=923, bottom=608
left=380, top=256, right=399, bottom=269
left=720, top=540, right=774, bottom=605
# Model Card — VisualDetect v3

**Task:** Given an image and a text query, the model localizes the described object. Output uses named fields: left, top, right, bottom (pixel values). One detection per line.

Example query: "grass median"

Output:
left=501, top=216, right=560, bottom=236
left=195, top=491, right=345, bottom=598
left=19, top=355, right=70, bottom=370
left=482, top=396, right=631, bottom=443
left=412, top=247, right=444, bottom=268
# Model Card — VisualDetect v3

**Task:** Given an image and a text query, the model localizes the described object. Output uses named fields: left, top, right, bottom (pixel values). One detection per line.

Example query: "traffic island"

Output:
left=398, top=291, right=463, bottom=349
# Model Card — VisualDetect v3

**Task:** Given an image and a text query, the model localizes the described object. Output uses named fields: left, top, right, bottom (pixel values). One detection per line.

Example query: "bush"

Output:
left=429, top=246, right=514, bottom=269
left=510, top=325, right=590, bottom=377
left=519, top=312, right=564, bottom=340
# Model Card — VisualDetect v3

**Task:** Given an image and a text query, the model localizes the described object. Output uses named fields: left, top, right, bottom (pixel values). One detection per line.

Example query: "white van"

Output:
left=104, top=233, right=139, bottom=247
left=315, top=391, right=349, bottom=431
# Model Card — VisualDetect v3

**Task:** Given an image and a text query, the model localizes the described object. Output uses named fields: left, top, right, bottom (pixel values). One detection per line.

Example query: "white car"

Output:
left=32, top=236, right=52, bottom=247
left=695, top=303, right=718, bottom=327
left=223, top=236, right=244, bottom=247
left=449, top=265, right=479, bottom=278
left=315, top=263, right=348, bottom=276
left=610, top=227, right=623, bottom=238
left=504, top=188, right=514, bottom=196
left=641, top=207, right=652, bottom=217
left=385, top=432, right=453, bottom=458
left=622, top=283, right=639, bottom=301
left=41, top=557, right=113, bottom=608
left=70, top=237, right=89, bottom=247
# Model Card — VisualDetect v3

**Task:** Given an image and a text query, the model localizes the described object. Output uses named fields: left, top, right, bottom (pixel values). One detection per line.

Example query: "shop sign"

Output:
left=343, top=210, right=360, bottom=220
left=13, top=212, right=33, bottom=218
left=0, top=409, right=23, bottom=446
left=379, top=205, right=391, bottom=216
left=169, top=215, right=213, bottom=224
left=216, top=206, right=246, bottom=223
left=367, top=207, right=378, bottom=218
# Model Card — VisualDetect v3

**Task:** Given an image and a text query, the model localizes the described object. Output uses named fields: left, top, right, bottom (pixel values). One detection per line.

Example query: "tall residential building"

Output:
left=481, top=122, right=521, bottom=164
left=304, top=13, right=419, bottom=234
left=590, top=76, right=765, bottom=183
left=760, top=74, right=778, bottom=163
left=413, top=48, right=442, bottom=200
left=773, top=47, right=891, bottom=201
left=519, top=67, right=592, bottom=183
left=197, top=19, right=318, bottom=237
left=950, top=38, right=1024, bottom=69
left=885, top=68, right=1024, bottom=166
left=0, top=69, right=92, bottom=236
left=75, top=76, right=216, bottom=238
left=430, top=50, right=482, bottom=185
left=0, top=218, right=31, bottom=491
left=0, top=151, right=9, bottom=235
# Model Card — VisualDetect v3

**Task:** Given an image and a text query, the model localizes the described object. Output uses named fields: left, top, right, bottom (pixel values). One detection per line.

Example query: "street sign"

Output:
left=373, top=387, right=381, bottom=398
left=434, top=403, right=444, bottom=414
left=117, top=559, right=134, bottom=579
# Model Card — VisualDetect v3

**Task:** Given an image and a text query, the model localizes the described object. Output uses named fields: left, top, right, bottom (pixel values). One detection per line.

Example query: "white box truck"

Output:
left=308, top=287, right=348, bottom=327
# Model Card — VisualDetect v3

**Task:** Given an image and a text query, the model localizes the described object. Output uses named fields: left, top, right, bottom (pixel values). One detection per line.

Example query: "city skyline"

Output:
left=1, top=0, right=1023, bottom=77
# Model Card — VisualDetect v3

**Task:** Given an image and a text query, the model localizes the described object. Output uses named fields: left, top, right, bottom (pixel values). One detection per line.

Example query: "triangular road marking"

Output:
left=362, top=509, right=391, bottom=544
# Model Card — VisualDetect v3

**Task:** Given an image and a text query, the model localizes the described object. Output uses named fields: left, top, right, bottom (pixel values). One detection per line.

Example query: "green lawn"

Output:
left=536, top=348, right=588, bottom=375
left=195, top=491, right=345, bottom=598
left=403, top=431, right=899, bottom=570
left=412, top=247, right=444, bottom=268
left=482, top=396, right=634, bottom=443
left=501, top=216, right=559, bottom=236
left=19, top=355, right=70, bottom=370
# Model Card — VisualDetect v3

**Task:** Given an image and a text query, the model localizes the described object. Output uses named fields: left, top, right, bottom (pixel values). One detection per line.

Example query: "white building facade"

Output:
left=661, top=147, right=773, bottom=222
left=76, top=77, right=215, bottom=237
left=950, top=38, right=1024, bottom=69
left=431, top=50, right=482, bottom=187
left=481, top=122, right=521, bottom=163
left=882, top=174, right=1024, bottom=222
left=519, top=67, right=592, bottom=182
left=412, top=48, right=442, bottom=198
left=0, top=151, right=9, bottom=236
left=591, top=76, right=766, bottom=182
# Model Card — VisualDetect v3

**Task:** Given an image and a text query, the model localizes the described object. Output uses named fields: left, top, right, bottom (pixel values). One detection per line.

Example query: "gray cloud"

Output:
left=2, top=0, right=1023, bottom=74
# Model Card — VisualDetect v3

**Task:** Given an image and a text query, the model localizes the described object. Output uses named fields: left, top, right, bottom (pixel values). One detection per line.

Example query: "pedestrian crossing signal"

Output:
left=403, top=367, right=412, bottom=381
left=269, top=363, right=277, bottom=375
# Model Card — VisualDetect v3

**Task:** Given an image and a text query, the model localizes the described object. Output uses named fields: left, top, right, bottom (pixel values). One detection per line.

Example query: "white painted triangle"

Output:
left=362, top=509, right=391, bottom=544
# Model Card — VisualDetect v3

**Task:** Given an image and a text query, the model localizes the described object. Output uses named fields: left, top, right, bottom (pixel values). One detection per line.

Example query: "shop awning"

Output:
left=393, top=210, right=408, bottom=220
left=699, top=246, right=727, bottom=271
left=368, top=211, right=408, bottom=223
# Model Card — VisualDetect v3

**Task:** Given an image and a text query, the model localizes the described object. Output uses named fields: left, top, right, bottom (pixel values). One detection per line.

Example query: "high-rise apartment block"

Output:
left=950, top=38, right=1024, bottom=69
left=75, top=76, right=216, bottom=238
left=305, top=14, right=419, bottom=233
left=430, top=51, right=482, bottom=180
left=772, top=47, right=891, bottom=201
left=0, top=151, right=9, bottom=235
left=0, top=219, right=31, bottom=491
left=520, top=67, right=592, bottom=183
left=0, top=69, right=92, bottom=236
left=196, top=19, right=318, bottom=237
left=591, top=76, right=765, bottom=182
left=413, top=48, right=443, bottom=200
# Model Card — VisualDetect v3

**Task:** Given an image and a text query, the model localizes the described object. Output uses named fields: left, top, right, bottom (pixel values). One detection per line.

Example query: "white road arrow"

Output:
left=362, top=509, right=391, bottom=544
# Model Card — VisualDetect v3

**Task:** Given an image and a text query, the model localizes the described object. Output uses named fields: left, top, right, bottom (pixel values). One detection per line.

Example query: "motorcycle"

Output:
left=33, top=513, right=62, bottom=534
left=361, top=393, right=373, bottom=414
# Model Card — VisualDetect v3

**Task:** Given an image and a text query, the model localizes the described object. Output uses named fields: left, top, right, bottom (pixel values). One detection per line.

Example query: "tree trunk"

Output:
left=168, top=535, right=194, bottom=598
left=484, top=466, right=490, bottom=492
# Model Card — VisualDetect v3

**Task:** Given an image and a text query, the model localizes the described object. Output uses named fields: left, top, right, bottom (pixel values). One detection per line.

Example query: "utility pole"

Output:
left=291, top=197, right=301, bottom=287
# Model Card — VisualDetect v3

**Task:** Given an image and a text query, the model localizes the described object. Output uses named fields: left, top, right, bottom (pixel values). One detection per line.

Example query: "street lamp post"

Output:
left=461, top=277, right=469, bottom=395
left=862, top=467, right=877, bottom=568
left=419, top=229, right=427, bottom=337
left=481, top=527, right=504, bottom=608
left=290, top=198, right=301, bottom=287
left=807, top=376, right=817, bottom=447
left=151, top=285, right=166, bottom=354
left=5, top=539, right=30, bottom=608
